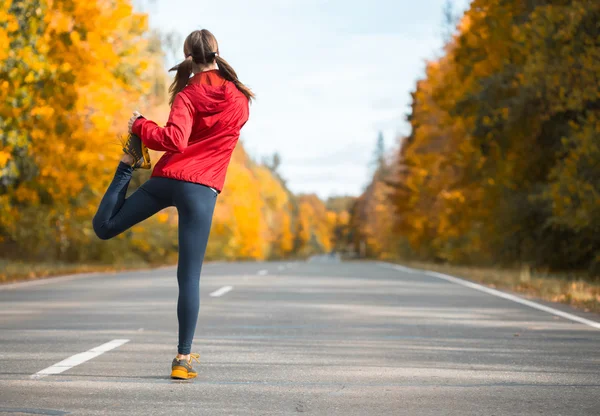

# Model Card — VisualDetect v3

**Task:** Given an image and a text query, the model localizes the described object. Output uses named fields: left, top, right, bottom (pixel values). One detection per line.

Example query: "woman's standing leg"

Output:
left=173, top=183, right=218, bottom=356
left=92, top=162, right=171, bottom=240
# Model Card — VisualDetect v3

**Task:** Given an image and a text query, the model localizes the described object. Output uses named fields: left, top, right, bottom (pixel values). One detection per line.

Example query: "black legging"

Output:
left=93, top=162, right=217, bottom=354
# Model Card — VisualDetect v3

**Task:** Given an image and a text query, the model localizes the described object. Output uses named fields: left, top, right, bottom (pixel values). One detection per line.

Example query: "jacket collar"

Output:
left=188, top=70, right=227, bottom=87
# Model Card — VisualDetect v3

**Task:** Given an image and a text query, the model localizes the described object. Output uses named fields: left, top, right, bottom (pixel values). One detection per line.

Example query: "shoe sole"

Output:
left=121, top=134, right=151, bottom=170
left=171, top=368, right=198, bottom=380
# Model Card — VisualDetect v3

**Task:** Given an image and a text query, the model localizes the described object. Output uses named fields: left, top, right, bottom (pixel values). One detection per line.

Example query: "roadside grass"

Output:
left=0, top=260, right=159, bottom=284
left=0, top=257, right=283, bottom=285
left=392, top=260, right=600, bottom=314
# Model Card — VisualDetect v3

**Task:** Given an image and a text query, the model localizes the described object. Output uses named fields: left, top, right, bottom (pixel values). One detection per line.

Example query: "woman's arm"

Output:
left=132, top=93, right=195, bottom=153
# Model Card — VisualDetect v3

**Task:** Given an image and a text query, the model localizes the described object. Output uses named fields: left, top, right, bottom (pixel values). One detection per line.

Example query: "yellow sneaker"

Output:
left=119, top=133, right=151, bottom=169
left=171, top=353, right=200, bottom=380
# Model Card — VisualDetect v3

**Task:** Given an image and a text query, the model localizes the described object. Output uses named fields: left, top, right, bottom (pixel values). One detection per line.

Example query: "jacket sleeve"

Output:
left=132, top=93, right=194, bottom=153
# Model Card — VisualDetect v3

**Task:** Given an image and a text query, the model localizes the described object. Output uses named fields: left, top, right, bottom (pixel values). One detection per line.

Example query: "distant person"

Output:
left=92, top=29, right=253, bottom=380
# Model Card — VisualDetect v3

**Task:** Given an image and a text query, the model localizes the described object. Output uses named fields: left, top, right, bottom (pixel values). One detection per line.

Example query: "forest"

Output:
left=351, top=0, right=599, bottom=277
left=0, top=0, right=342, bottom=274
left=1, top=0, right=599, bottom=292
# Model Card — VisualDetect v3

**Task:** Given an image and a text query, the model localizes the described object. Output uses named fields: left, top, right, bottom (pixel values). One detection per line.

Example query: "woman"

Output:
left=92, top=29, right=253, bottom=380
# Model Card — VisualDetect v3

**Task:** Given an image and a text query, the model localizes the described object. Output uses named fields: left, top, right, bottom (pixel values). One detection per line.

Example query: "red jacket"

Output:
left=132, top=70, right=250, bottom=192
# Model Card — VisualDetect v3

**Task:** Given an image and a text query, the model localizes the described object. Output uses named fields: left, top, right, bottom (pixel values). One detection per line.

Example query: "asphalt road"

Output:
left=0, top=260, right=599, bottom=415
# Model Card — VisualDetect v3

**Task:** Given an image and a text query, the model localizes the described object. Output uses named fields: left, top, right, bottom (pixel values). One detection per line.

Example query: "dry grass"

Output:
left=396, top=260, right=600, bottom=314
left=0, top=260, right=157, bottom=284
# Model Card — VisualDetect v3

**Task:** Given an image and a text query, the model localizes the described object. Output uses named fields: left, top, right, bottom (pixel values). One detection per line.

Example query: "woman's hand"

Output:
left=128, top=111, right=143, bottom=133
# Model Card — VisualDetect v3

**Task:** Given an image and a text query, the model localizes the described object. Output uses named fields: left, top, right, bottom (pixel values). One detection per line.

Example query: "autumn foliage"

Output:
left=207, top=146, right=335, bottom=261
left=0, top=0, right=338, bottom=265
left=351, top=0, right=600, bottom=276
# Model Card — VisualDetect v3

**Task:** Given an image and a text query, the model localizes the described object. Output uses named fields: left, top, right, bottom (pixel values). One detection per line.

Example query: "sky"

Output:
left=137, top=0, right=470, bottom=199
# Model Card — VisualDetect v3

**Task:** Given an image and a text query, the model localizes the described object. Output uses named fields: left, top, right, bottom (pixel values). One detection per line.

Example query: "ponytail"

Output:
left=216, top=56, right=255, bottom=102
left=168, top=57, right=193, bottom=106
left=169, top=29, right=255, bottom=106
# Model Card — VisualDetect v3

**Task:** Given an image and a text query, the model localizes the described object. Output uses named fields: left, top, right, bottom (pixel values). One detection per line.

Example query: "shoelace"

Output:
left=188, top=353, right=200, bottom=364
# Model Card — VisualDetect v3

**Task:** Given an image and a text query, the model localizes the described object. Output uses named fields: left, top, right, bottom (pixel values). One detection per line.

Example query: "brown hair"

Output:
left=168, top=29, right=255, bottom=106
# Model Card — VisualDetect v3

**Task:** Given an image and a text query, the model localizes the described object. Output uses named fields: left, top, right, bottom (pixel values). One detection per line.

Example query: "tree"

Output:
left=442, top=0, right=460, bottom=43
left=1, top=0, right=163, bottom=260
left=370, top=132, right=388, bottom=177
left=352, top=0, right=600, bottom=275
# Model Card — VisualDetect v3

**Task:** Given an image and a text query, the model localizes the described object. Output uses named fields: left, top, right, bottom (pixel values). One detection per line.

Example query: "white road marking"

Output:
left=277, top=265, right=285, bottom=271
left=257, top=269, right=268, bottom=276
left=380, top=262, right=600, bottom=330
left=31, top=339, right=129, bottom=379
left=425, top=270, right=600, bottom=330
left=380, top=263, right=419, bottom=274
left=210, top=285, right=233, bottom=297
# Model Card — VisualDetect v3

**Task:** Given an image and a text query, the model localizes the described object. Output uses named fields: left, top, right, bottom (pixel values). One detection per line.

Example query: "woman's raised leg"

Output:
left=92, top=162, right=171, bottom=240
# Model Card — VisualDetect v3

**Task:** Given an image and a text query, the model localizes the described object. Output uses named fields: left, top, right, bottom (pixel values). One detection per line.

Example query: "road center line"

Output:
left=257, top=269, right=268, bottom=276
left=380, top=262, right=600, bottom=330
left=210, top=285, right=233, bottom=297
left=31, top=339, right=129, bottom=379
